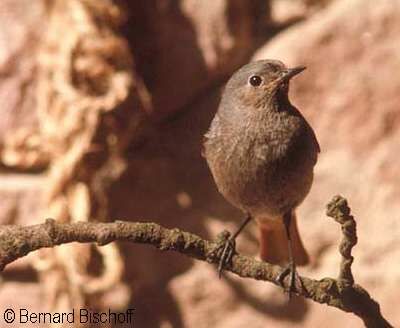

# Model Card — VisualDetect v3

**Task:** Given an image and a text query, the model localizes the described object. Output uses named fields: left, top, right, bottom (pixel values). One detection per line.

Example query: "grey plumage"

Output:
left=204, top=59, right=319, bottom=224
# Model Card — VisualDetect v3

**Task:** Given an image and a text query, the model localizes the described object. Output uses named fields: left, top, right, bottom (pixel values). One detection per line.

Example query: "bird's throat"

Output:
left=274, top=87, right=291, bottom=111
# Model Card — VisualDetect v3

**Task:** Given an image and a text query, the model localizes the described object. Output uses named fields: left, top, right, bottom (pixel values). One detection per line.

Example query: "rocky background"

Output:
left=0, top=0, right=399, bottom=327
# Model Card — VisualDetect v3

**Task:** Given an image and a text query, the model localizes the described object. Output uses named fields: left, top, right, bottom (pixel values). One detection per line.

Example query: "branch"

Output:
left=0, top=196, right=393, bottom=328
left=326, top=195, right=357, bottom=284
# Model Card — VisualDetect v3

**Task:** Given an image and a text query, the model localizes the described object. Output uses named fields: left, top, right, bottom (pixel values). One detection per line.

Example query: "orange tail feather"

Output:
left=259, top=212, right=309, bottom=266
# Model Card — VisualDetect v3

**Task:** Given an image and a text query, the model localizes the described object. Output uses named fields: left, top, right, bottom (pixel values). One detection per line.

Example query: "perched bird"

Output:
left=203, top=59, right=320, bottom=293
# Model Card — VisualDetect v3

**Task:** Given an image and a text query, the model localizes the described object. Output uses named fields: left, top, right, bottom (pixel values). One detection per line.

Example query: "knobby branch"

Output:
left=0, top=196, right=393, bottom=328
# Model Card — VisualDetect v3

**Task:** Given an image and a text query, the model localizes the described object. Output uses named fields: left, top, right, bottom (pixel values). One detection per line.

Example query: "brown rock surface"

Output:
left=1, top=0, right=399, bottom=327
left=0, top=0, right=272, bottom=324
left=0, top=0, right=47, bottom=271
left=0, top=174, right=44, bottom=226
left=112, top=0, right=400, bottom=326
left=124, top=0, right=270, bottom=119
left=0, top=0, right=45, bottom=140
left=0, top=282, right=46, bottom=327
left=270, top=0, right=331, bottom=24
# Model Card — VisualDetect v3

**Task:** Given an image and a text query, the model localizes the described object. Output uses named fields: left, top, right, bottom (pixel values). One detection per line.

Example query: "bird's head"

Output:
left=221, top=59, right=305, bottom=114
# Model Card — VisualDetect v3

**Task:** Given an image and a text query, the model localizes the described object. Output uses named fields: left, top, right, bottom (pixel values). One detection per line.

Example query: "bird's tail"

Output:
left=258, top=212, right=309, bottom=266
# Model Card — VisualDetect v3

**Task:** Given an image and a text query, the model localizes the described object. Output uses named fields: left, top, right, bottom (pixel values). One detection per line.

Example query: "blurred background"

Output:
left=0, top=0, right=399, bottom=327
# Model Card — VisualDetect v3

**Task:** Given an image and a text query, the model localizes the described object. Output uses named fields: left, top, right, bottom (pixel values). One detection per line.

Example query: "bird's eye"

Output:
left=249, top=75, right=263, bottom=87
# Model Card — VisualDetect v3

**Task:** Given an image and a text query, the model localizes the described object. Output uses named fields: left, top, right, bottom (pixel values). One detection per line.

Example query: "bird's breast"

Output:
left=204, top=115, right=316, bottom=215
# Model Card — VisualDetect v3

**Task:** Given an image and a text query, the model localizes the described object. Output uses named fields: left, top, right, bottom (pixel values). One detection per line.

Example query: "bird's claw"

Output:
left=276, top=262, right=304, bottom=299
left=208, top=230, right=236, bottom=278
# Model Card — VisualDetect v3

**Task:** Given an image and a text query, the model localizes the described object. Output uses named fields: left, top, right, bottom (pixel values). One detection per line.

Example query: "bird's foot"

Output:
left=208, top=230, right=236, bottom=278
left=276, top=261, right=304, bottom=299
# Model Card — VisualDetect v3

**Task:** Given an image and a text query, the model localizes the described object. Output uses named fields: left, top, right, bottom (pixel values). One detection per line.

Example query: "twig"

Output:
left=0, top=197, right=393, bottom=328
left=326, top=195, right=357, bottom=284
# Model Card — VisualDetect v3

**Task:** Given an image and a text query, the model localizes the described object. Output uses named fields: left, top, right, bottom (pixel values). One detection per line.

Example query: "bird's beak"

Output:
left=281, top=66, right=306, bottom=81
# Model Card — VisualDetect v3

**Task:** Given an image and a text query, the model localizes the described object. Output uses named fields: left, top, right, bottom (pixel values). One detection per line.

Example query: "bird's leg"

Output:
left=209, top=213, right=252, bottom=278
left=276, top=211, right=304, bottom=298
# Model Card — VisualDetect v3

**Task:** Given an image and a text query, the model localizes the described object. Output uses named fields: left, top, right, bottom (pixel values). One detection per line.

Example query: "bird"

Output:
left=202, top=59, right=320, bottom=294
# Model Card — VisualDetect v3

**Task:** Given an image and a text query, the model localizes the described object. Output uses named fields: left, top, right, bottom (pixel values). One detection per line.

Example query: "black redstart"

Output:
left=203, top=59, right=320, bottom=294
